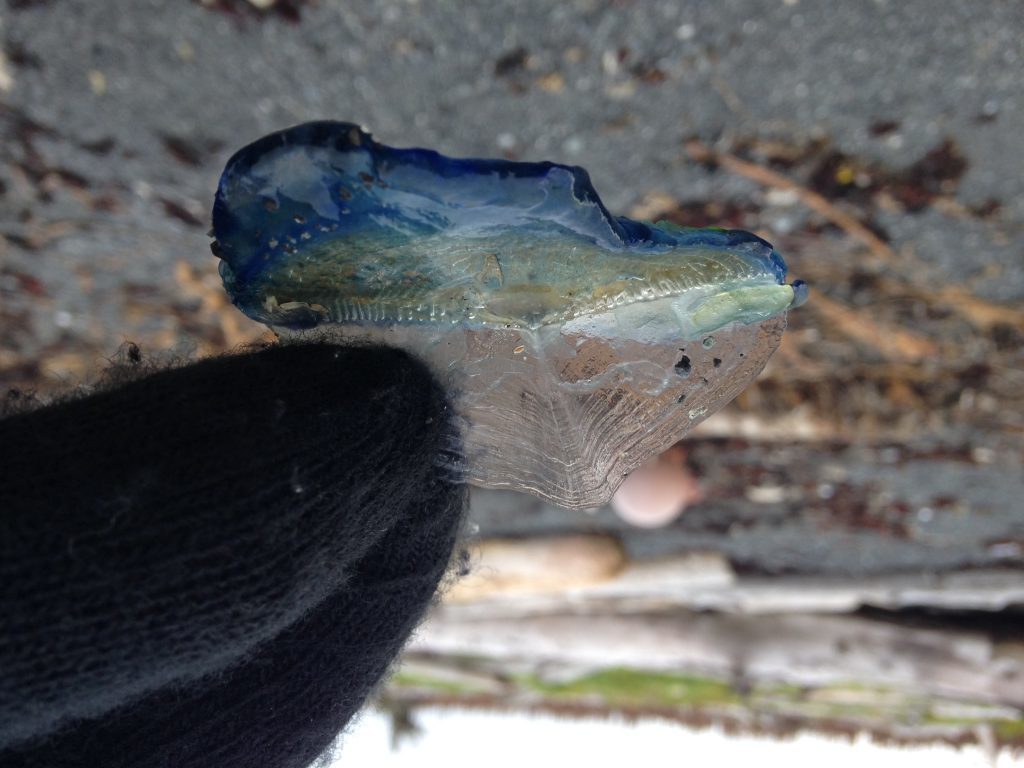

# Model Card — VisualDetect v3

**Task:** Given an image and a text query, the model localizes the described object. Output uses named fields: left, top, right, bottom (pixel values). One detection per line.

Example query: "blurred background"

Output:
left=2, top=0, right=1022, bottom=764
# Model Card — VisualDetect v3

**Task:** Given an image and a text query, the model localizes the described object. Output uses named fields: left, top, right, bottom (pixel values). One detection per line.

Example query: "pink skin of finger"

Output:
left=611, top=444, right=704, bottom=528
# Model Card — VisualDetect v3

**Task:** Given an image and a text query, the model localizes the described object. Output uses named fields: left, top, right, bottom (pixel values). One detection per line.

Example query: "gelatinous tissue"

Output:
left=212, top=121, right=806, bottom=509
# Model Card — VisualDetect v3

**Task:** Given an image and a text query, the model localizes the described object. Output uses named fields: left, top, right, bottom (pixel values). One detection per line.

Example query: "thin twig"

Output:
left=685, top=139, right=894, bottom=264
left=810, top=293, right=938, bottom=362
left=685, top=139, right=1024, bottom=330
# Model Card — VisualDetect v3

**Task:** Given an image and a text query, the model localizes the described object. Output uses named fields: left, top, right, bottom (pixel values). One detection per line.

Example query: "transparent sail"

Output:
left=212, top=121, right=805, bottom=508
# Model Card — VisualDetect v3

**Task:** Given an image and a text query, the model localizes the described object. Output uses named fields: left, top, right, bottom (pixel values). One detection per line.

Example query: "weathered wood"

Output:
left=446, top=544, right=1024, bottom=614
left=447, top=534, right=626, bottom=602
left=469, top=433, right=1024, bottom=579
left=411, top=610, right=1024, bottom=708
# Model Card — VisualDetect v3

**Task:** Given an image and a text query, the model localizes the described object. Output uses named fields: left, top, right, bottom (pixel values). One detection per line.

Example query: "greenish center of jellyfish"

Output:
left=212, top=121, right=806, bottom=509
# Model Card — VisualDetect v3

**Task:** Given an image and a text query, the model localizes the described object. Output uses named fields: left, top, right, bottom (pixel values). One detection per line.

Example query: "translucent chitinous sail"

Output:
left=212, top=121, right=806, bottom=509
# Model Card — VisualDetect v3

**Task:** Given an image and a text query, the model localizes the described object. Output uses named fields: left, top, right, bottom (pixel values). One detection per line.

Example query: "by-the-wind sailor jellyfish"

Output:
left=212, top=121, right=807, bottom=509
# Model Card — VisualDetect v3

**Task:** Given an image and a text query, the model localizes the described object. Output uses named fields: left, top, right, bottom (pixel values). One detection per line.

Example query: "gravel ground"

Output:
left=2, top=0, right=1022, bottom=376
left=1, top=0, right=1022, bottom=565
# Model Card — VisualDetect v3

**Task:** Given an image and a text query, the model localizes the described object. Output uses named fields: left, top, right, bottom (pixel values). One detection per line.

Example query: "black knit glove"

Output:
left=0, top=343, right=467, bottom=768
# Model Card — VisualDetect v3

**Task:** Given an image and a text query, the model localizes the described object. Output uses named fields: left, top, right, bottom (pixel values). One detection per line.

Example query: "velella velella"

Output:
left=212, top=121, right=806, bottom=509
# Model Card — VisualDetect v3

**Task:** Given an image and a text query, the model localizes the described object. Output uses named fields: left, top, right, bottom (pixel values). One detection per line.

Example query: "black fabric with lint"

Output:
left=0, top=343, right=466, bottom=768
